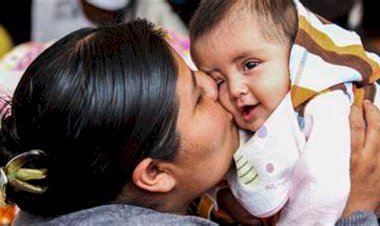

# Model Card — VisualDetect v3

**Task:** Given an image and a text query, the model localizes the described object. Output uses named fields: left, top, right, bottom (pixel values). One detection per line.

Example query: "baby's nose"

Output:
left=196, top=71, right=218, bottom=101
left=229, top=79, right=248, bottom=98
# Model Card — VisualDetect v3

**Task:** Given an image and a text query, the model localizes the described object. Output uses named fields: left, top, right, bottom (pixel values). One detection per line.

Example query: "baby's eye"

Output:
left=243, top=60, right=260, bottom=71
left=216, top=79, right=225, bottom=88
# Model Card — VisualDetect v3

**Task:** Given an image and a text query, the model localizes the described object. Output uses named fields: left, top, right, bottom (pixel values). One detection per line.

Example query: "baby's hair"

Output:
left=189, top=0, right=298, bottom=47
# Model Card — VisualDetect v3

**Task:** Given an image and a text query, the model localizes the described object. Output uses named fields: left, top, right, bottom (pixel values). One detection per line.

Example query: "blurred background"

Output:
left=0, top=0, right=379, bottom=225
left=0, top=0, right=379, bottom=59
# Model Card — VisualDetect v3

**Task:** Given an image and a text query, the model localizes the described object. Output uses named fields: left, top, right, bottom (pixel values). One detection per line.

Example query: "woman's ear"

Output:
left=132, top=158, right=176, bottom=193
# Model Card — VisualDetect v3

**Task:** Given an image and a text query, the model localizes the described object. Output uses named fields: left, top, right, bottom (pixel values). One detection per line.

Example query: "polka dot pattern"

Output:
left=266, top=163, right=274, bottom=173
left=257, top=126, right=267, bottom=138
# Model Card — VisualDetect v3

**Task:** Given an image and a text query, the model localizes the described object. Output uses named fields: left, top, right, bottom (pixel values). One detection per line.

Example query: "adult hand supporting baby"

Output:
left=343, top=100, right=380, bottom=218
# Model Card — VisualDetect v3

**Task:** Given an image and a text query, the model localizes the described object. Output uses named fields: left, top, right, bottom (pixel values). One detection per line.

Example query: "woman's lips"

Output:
left=242, top=105, right=258, bottom=122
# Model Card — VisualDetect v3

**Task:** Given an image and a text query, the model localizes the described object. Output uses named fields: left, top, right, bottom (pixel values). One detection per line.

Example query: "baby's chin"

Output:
left=236, top=118, right=265, bottom=133
left=236, top=121, right=258, bottom=132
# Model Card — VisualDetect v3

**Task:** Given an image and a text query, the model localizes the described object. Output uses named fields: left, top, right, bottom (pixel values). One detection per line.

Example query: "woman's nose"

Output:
left=196, top=71, right=218, bottom=101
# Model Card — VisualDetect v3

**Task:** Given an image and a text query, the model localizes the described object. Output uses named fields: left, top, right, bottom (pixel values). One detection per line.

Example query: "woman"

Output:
left=0, top=19, right=378, bottom=225
left=0, top=19, right=236, bottom=225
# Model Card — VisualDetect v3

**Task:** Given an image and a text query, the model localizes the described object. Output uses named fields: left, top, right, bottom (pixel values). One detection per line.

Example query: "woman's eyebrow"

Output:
left=232, top=50, right=264, bottom=63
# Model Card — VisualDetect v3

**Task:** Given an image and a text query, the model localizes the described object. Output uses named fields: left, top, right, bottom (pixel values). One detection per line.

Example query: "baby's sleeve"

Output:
left=279, top=89, right=352, bottom=225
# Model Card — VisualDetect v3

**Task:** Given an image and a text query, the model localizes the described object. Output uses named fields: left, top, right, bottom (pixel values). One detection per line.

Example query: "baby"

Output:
left=189, top=0, right=380, bottom=225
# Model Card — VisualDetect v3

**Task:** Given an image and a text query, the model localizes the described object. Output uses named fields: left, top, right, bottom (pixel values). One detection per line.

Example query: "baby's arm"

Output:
left=227, top=94, right=302, bottom=218
left=279, top=90, right=352, bottom=225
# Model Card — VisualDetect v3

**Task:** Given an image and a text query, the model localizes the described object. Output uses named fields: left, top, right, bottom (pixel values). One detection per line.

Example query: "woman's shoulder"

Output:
left=14, top=204, right=218, bottom=226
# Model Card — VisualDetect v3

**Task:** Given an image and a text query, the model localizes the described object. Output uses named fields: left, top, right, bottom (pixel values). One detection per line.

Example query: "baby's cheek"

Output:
left=218, top=89, right=233, bottom=109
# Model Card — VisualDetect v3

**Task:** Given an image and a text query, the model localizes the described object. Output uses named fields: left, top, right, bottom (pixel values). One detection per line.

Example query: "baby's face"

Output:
left=191, top=14, right=291, bottom=132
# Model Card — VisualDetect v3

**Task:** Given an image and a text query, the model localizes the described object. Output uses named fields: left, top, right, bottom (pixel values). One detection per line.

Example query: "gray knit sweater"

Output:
left=13, top=204, right=217, bottom=226
left=13, top=204, right=378, bottom=226
left=335, top=211, right=379, bottom=226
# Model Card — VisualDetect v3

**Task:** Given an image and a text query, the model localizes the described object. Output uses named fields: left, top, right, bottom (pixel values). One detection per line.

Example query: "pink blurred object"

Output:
left=166, top=30, right=196, bottom=70
left=0, top=42, right=49, bottom=96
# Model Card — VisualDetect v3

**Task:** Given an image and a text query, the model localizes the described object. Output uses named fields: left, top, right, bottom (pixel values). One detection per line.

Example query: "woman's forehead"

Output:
left=173, top=51, right=192, bottom=87
left=173, top=52, right=198, bottom=114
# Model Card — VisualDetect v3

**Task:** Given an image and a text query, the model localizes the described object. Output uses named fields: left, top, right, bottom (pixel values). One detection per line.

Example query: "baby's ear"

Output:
left=132, top=158, right=176, bottom=193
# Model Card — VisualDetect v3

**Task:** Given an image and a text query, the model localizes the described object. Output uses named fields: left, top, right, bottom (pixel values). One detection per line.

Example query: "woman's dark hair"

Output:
left=0, top=19, right=180, bottom=217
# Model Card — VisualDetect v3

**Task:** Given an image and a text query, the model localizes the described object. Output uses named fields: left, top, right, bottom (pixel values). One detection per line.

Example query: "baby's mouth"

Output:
left=240, top=104, right=258, bottom=122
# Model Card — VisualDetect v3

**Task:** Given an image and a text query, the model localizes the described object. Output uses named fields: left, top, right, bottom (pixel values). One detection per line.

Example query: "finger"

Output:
left=363, top=100, right=380, bottom=157
left=363, top=100, right=380, bottom=125
left=350, top=103, right=365, bottom=158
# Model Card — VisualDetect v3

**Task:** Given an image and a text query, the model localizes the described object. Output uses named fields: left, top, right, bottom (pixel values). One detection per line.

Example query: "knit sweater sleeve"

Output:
left=335, top=211, right=378, bottom=226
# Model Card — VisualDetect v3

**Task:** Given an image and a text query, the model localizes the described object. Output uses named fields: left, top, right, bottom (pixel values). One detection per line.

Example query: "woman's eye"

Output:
left=197, top=88, right=206, bottom=104
left=243, top=61, right=259, bottom=71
